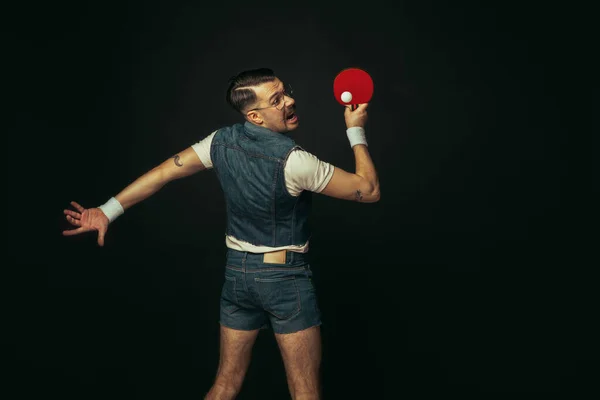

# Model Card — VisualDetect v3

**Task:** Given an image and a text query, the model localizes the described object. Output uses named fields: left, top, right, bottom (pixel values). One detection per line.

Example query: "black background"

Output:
left=8, top=1, right=594, bottom=398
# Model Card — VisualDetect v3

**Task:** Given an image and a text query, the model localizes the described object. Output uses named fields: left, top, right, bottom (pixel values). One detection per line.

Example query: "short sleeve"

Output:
left=191, top=130, right=217, bottom=168
left=284, top=149, right=335, bottom=196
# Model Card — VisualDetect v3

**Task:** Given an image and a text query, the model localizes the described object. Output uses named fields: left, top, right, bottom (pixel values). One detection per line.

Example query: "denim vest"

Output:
left=210, top=121, right=312, bottom=248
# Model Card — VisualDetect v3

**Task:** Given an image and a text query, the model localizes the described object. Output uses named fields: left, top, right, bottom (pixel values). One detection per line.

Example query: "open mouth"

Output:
left=286, top=112, right=297, bottom=122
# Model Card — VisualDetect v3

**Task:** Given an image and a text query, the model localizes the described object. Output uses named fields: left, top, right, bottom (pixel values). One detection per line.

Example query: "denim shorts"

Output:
left=219, top=248, right=322, bottom=334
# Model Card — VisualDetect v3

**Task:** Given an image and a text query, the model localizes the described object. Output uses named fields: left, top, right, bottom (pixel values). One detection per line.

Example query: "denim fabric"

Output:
left=219, top=249, right=321, bottom=334
left=210, top=122, right=312, bottom=248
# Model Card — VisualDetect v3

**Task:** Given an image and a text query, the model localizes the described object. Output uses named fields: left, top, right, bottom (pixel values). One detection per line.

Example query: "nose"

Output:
left=285, top=94, right=295, bottom=107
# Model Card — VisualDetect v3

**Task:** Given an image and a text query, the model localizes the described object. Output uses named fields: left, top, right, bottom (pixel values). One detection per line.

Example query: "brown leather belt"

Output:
left=263, top=249, right=287, bottom=264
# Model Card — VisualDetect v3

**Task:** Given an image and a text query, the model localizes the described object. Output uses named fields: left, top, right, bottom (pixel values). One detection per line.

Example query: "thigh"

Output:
left=274, top=325, right=322, bottom=387
left=218, top=324, right=260, bottom=364
left=213, top=324, right=260, bottom=384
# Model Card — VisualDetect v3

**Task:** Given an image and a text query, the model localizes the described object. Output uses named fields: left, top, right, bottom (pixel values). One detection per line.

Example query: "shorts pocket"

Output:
left=255, top=276, right=301, bottom=320
left=221, top=275, right=240, bottom=315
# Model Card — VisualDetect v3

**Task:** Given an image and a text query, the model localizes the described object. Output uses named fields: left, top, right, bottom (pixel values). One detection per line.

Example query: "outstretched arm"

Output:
left=63, top=147, right=207, bottom=246
left=112, top=146, right=206, bottom=211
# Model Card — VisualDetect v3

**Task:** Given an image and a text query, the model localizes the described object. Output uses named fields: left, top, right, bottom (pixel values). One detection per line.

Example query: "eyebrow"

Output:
left=268, top=85, right=285, bottom=102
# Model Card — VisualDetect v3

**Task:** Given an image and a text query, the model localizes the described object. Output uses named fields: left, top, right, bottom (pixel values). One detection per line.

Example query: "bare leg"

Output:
left=204, top=325, right=259, bottom=400
left=274, top=325, right=322, bottom=400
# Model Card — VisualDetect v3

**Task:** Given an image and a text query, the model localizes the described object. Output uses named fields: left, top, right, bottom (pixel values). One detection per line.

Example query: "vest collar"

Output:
left=244, top=121, right=287, bottom=140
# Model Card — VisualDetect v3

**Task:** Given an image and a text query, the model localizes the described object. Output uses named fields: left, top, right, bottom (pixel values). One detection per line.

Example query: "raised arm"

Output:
left=320, top=103, right=380, bottom=203
left=63, top=146, right=207, bottom=245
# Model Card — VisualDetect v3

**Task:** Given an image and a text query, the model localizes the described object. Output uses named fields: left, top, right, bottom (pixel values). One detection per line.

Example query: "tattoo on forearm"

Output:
left=355, top=189, right=363, bottom=202
left=172, top=155, right=183, bottom=167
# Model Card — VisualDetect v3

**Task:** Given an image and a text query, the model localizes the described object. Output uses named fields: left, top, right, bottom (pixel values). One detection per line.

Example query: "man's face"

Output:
left=245, top=78, right=298, bottom=133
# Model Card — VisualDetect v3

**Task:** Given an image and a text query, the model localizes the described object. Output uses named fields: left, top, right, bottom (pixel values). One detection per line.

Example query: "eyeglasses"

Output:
left=248, top=84, right=294, bottom=112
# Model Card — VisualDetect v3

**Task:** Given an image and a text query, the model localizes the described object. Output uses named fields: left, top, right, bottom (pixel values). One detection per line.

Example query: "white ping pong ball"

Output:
left=341, top=91, right=353, bottom=103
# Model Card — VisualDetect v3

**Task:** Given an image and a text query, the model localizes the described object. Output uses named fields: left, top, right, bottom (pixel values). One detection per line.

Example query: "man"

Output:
left=63, top=68, right=380, bottom=399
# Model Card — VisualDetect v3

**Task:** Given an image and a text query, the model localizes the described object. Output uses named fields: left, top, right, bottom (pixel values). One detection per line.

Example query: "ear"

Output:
left=246, top=111, right=263, bottom=124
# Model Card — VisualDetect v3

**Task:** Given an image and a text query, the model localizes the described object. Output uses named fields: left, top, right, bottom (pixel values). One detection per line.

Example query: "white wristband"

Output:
left=346, top=127, right=367, bottom=148
left=98, top=197, right=124, bottom=223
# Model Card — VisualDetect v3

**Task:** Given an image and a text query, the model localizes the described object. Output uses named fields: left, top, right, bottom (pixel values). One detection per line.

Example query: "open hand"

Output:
left=63, top=201, right=109, bottom=246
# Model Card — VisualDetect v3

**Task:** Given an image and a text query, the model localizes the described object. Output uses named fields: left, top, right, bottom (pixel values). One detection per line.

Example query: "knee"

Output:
left=205, top=380, right=242, bottom=400
left=290, top=389, right=321, bottom=400
left=288, top=378, right=321, bottom=400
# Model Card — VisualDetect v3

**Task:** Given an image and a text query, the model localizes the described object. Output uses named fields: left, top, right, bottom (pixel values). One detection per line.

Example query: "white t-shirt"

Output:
left=192, top=130, right=335, bottom=253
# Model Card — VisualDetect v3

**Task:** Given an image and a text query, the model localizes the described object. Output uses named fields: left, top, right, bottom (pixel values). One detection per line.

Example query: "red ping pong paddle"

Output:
left=333, top=68, right=374, bottom=111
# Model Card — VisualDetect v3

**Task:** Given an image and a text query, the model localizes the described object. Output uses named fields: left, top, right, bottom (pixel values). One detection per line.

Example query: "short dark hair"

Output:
left=226, top=68, right=277, bottom=114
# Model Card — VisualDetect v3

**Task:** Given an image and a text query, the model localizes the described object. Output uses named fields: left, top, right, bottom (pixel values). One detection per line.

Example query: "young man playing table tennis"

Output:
left=62, top=67, right=380, bottom=399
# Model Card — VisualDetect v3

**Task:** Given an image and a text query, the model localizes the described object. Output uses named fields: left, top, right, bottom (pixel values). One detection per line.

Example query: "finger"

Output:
left=64, top=209, right=81, bottom=219
left=70, top=201, right=85, bottom=213
left=97, top=228, right=106, bottom=247
left=359, top=103, right=369, bottom=110
left=65, top=215, right=82, bottom=226
left=62, top=227, right=87, bottom=236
